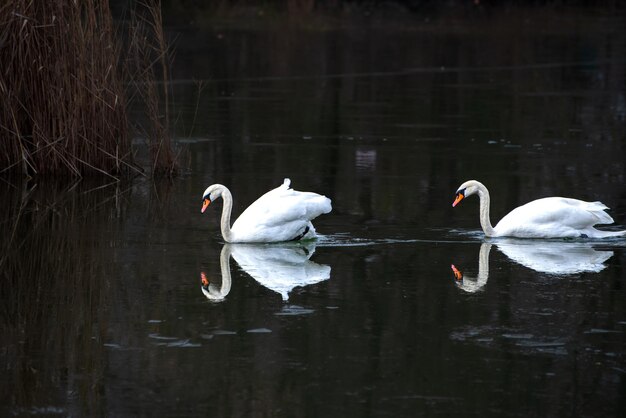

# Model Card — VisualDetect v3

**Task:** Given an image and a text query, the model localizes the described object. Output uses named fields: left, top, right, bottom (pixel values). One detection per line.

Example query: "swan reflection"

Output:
left=200, top=248, right=232, bottom=301
left=451, top=240, right=613, bottom=292
left=201, top=242, right=331, bottom=301
left=451, top=243, right=492, bottom=293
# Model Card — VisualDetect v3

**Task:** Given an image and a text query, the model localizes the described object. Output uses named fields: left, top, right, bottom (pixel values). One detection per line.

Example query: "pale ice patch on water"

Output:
left=154, top=339, right=202, bottom=348
left=11, top=406, right=67, bottom=415
left=247, top=328, right=272, bottom=333
left=147, top=333, right=202, bottom=347
left=274, top=305, right=315, bottom=316
left=148, top=333, right=178, bottom=341
left=212, top=330, right=237, bottom=335
left=450, top=325, right=569, bottom=356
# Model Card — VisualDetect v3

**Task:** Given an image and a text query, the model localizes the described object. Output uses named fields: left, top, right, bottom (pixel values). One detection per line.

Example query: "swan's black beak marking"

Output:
left=452, top=189, right=465, bottom=207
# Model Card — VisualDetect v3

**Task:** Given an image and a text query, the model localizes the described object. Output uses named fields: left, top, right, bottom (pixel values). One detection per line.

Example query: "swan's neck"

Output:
left=219, top=187, right=235, bottom=243
left=477, top=243, right=492, bottom=282
left=476, top=186, right=496, bottom=237
left=218, top=245, right=232, bottom=296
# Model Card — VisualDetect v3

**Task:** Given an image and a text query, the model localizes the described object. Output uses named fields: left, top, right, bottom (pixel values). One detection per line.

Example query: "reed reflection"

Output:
left=451, top=240, right=614, bottom=292
left=0, top=179, right=126, bottom=417
left=201, top=242, right=330, bottom=301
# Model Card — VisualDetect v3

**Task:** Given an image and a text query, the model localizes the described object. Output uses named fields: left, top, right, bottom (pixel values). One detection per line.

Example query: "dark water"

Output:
left=2, top=7, right=626, bottom=417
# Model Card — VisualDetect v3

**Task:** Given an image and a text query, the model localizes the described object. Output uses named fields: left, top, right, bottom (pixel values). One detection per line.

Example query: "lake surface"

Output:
left=2, top=5, right=626, bottom=417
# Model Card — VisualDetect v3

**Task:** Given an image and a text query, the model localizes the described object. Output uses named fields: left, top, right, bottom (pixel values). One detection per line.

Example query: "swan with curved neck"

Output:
left=452, top=180, right=626, bottom=239
left=201, top=178, right=332, bottom=243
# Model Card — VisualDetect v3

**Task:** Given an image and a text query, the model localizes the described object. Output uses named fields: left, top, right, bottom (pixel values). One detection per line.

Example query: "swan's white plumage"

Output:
left=202, top=178, right=331, bottom=243
left=494, top=197, right=617, bottom=238
left=453, top=180, right=625, bottom=239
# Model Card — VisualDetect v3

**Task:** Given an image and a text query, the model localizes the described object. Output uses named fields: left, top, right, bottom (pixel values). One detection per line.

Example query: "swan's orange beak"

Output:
left=201, top=198, right=210, bottom=213
left=201, top=271, right=209, bottom=287
left=451, top=264, right=463, bottom=281
left=452, top=193, right=464, bottom=207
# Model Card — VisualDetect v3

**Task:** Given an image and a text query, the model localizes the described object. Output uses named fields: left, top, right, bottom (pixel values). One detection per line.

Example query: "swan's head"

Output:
left=201, top=184, right=225, bottom=213
left=452, top=180, right=483, bottom=207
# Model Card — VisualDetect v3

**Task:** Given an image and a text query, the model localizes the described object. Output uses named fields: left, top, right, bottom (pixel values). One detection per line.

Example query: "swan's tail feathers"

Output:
left=303, top=196, right=332, bottom=220
left=594, top=209, right=615, bottom=225
left=319, top=196, right=332, bottom=214
left=584, top=201, right=613, bottom=224
left=590, top=201, right=609, bottom=210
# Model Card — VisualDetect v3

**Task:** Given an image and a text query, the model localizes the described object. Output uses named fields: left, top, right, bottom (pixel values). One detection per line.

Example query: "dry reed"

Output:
left=126, top=0, right=178, bottom=177
left=0, top=0, right=177, bottom=178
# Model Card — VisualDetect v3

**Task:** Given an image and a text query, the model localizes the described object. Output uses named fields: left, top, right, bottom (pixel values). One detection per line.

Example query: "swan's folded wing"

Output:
left=495, top=197, right=614, bottom=235
left=237, top=185, right=330, bottom=224
left=256, top=195, right=330, bottom=229
left=229, top=184, right=331, bottom=241
left=551, top=199, right=615, bottom=227
left=272, top=191, right=331, bottom=221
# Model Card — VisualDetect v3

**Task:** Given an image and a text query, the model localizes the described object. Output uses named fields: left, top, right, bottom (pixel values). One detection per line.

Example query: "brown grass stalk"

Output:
left=0, top=0, right=177, bottom=178
left=126, top=0, right=179, bottom=177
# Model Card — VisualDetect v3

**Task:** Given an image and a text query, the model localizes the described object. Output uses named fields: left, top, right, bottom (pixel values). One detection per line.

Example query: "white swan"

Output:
left=201, top=178, right=332, bottom=243
left=452, top=180, right=626, bottom=239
